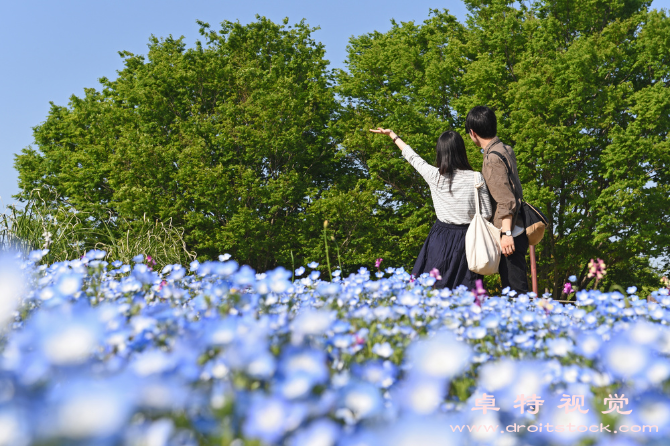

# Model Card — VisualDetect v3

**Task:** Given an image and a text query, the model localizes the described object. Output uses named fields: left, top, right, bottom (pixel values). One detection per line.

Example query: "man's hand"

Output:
left=501, top=235, right=515, bottom=256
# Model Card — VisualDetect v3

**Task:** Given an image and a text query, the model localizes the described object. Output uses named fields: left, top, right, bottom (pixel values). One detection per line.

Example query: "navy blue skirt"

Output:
left=412, top=220, right=481, bottom=290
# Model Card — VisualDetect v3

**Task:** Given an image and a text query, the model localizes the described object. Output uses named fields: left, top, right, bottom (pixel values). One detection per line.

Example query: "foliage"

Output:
left=454, top=0, right=670, bottom=296
left=333, top=10, right=471, bottom=269
left=0, top=189, right=88, bottom=263
left=336, top=1, right=670, bottom=295
left=0, top=190, right=195, bottom=271
left=15, top=17, right=346, bottom=273
left=14, top=5, right=670, bottom=292
left=94, top=216, right=196, bottom=270
left=2, top=253, right=670, bottom=444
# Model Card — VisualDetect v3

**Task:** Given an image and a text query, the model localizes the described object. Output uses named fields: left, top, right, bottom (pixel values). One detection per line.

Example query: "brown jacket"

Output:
left=481, top=137, right=523, bottom=229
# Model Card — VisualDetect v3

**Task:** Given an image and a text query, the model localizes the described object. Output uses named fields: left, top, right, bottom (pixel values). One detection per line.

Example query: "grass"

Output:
left=0, top=189, right=195, bottom=271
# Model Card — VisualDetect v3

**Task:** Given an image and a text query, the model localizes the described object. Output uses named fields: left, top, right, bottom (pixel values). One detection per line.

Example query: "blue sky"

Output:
left=0, top=0, right=668, bottom=206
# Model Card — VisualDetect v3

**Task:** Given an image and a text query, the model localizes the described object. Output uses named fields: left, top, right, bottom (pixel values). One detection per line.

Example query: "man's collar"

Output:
left=483, top=137, right=501, bottom=154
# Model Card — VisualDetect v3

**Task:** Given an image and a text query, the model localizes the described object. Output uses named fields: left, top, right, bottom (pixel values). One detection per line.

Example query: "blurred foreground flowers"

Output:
left=0, top=250, right=669, bottom=445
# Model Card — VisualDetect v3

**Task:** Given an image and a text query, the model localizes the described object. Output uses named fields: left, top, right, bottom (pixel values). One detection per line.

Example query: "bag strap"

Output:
left=488, top=150, right=519, bottom=200
left=488, top=149, right=526, bottom=227
left=473, top=172, right=481, bottom=216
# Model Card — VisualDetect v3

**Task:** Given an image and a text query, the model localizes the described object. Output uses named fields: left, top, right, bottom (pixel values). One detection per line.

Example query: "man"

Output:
left=465, top=105, right=529, bottom=294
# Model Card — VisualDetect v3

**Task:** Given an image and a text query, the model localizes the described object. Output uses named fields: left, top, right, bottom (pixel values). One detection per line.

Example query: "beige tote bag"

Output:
left=465, top=173, right=501, bottom=275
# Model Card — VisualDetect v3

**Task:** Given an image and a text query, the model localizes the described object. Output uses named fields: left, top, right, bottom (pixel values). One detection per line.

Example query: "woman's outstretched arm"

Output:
left=369, top=128, right=438, bottom=184
left=369, top=128, right=409, bottom=151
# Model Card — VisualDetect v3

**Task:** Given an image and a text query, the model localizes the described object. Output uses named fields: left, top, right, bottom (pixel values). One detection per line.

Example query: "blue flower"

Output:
left=339, top=381, right=383, bottom=420
left=371, top=342, right=394, bottom=358
left=406, top=331, right=472, bottom=380
left=601, top=334, right=651, bottom=380
left=307, top=262, right=319, bottom=269
left=85, top=249, right=106, bottom=260
left=46, top=377, right=135, bottom=439
left=189, top=259, right=200, bottom=272
left=356, top=360, right=397, bottom=388
left=294, top=266, right=306, bottom=277
left=233, top=265, right=256, bottom=286
left=288, top=419, right=340, bottom=446
left=279, top=348, right=329, bottom=385
left=478, top=359, right=549, bottom=409
left=536, top=394, right=599, bottom=445
left=243, top=396, right=292, bottom=444
left=546, top=338, right=574, bottom=357
left=575, top=332, right=601, bottom=360
left=54, top=273, right=83, bottom=297
left=465, top=326, right=487, bottom=340
left=392, top=376, right=445, bottom=414
left=627, top=391, right=670, bottom=434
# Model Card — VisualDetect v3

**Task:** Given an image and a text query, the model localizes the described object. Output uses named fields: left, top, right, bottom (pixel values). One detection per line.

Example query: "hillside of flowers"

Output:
left=1, top=249, right=670, bottom=446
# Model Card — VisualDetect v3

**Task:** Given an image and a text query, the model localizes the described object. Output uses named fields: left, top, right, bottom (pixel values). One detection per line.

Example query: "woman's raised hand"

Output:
left=369, top=127, right=393, bottom=136
left=370, top=127, right=405, bottom=150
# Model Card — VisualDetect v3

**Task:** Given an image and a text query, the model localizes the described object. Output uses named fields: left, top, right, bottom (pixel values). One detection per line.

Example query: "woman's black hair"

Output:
left=435, top=130, right=473, bottom=192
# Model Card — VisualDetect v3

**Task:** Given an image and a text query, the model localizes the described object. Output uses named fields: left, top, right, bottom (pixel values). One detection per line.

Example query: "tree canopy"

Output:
left=16, top=1, right=670, bottom=295
left=16, top=17, right=346, bottom=272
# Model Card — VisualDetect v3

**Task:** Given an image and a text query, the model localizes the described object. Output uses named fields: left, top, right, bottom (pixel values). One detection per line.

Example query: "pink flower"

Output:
left=537, top=298, right=554, bottom=314
left=375, top=258, right=383, bottom=269
left=147, top=255, right=156, bottom=267
left=587, top=258, right=606, bottom=280
left=472, top=279, right=488, bottom=307
left=563, top=282, right=574, bottom=294
left=409, top=275, right=416, bottom=284
left=158, top=280, right=167, bottom=291
left=474, top=279, right=487, bottom=296
left=429, top=268, right=442, bottom=281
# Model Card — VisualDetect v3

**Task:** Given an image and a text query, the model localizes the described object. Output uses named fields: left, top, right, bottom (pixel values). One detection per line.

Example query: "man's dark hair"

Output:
left=435, top=131, right=473, bottom=192
left=465, top=106, right=497, bottom=139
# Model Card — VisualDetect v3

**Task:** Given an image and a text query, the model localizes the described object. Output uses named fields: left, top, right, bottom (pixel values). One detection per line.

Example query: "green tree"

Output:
left=15, top=17, right=346, bottom=272
left=15, top=5, right=670, bottom=291
left=337, top=1, right=670, bottom=294
left=454, top=0, right=670, bottom=295
left=333, top=10, right=472, bottom=270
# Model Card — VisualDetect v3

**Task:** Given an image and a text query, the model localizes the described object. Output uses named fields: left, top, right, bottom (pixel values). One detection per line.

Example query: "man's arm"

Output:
left=500, top=216, right=515, bottom=255
left=482, top=156, right=518, bottom=256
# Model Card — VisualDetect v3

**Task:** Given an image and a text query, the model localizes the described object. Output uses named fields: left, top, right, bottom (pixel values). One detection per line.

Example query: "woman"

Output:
left=370, top=127, right=493, bottom=289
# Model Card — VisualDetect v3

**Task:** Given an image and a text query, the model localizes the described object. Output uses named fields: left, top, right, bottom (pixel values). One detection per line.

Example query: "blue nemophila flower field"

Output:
left=0, top=250, right=669, bottom=445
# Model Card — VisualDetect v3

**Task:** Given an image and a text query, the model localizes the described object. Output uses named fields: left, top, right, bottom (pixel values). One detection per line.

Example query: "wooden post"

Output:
left=530, top=245, right=538, bottom=296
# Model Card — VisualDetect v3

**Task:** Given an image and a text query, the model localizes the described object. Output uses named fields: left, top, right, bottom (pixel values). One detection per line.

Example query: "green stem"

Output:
left=290, top=250, right=295, bottom=283
left=323, top=226, right=332, bottom=281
